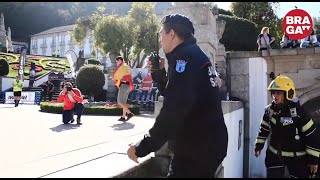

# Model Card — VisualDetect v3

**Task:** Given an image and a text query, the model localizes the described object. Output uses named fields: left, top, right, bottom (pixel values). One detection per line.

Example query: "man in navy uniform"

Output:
left=127, top=13, right=228, bottom=178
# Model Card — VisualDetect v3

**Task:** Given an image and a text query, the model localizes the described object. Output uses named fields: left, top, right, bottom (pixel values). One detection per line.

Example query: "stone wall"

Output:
left=226, top=47, right=320, bottom=177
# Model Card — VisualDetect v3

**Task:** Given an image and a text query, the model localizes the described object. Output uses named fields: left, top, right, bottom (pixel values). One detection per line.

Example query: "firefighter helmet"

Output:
left=267, top=75, right=296, bottom=100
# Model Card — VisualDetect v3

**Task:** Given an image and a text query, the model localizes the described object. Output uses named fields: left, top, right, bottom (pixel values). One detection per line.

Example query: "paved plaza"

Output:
left=0, top=104, right=155, bottom=178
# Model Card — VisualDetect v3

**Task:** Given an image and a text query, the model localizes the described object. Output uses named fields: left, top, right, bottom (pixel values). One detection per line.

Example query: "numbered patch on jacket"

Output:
left=280, top=117, right=294, bottom=126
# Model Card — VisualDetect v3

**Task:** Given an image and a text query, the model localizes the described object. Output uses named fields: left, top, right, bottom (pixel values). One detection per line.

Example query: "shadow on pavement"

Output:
left=50, top=124, right=81, bottom=132
left=111, top=122, right=135, bottom=131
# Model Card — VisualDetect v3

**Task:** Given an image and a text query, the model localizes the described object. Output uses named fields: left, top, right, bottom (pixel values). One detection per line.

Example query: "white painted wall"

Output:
left=1, top=77, right=29, bottom=91
left=248, top=57, right=268, bottom=178
left=30, top=30, right=103, bottom=62
left=1, top=73, right=50, bottom=92
left=222, top=108, right=244, bottom=178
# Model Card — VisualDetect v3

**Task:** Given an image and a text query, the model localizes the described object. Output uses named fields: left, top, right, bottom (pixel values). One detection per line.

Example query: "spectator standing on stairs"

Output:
left=47, top=80, right=54, bottom=101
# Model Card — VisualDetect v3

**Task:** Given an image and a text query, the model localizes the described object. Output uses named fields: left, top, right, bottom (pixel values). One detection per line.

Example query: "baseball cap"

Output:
left=161, top=13, right=195, bottom=35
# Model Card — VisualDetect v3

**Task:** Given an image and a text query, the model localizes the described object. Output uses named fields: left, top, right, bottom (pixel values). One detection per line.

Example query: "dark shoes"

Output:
left=70, top=118, right=75, bottom=124
left=118, top=117, right=126, bottom=122
left=76, top=118, right=82, bottom=125
left=126, top=113, right=134, bottom=121
left=118, top=113, right=134, bottom=122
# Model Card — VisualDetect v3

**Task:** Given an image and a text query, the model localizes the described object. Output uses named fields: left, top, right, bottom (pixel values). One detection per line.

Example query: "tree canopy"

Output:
left=72, top=2, right=159, bottom=68
left=230, top=2, right=282, bottom=48
left=0, top=2, right=171, bottom=43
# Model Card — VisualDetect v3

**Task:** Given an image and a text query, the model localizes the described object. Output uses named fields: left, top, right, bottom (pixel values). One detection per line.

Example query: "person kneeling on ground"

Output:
left=57, top=82, right=84, bottom=125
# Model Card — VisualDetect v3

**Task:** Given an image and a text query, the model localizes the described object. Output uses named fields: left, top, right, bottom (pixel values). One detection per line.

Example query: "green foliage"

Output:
left=91, top=49, right=96, bottom=57
left=0, top=53, right=70, bottom=79
left=40, top=102, right=140, bottom=115
left=218, top=8, right=234, bottom=16
left=94, top=15, right=124, bottom=55
left=0, top=58, right=9, bottom=76
left=0, top=2, right=172, bottom=42
left=230, top=2, right=282, bottom=49
left=73, top=2, right=159, bottom=67
left=87, top=58, right=101, bottom=65
left=218, top=15, right=259, bottom=51
left=129, top=2, right=159, bottom=55
left=76, top=64, right=105, bottom=97
left=314, top=17, right=320, bottom=38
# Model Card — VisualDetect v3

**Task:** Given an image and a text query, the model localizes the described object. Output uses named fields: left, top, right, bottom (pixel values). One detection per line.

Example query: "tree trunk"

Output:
left=138, top=54, right=147, bottom=68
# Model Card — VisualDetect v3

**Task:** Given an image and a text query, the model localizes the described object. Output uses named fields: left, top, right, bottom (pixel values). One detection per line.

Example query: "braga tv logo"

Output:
left=282, top=9, right=313, bottom=40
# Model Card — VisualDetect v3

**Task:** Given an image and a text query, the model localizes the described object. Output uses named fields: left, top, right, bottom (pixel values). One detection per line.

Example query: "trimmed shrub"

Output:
left=218, top=14, right=259, bottom=51
left=76, top=64, right=105, bottom=98
left=40, top=102, right=140, bottom=115
left=87, top=58, right=101, bottom=65
left=0, top=58, right=9, bottom=76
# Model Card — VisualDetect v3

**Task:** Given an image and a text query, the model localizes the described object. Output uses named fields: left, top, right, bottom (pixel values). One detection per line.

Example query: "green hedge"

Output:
left=87, top=58, right=101, bottom=65
left=218, top=14, right=259, bottom=51
left=40, top=102, right=140, bottom=115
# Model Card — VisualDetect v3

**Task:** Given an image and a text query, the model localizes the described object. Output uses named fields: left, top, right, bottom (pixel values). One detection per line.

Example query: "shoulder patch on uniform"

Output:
left=176, top=60, right=187, bottom=73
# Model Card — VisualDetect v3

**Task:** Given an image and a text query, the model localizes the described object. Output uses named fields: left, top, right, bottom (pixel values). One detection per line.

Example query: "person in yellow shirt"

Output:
left=112, top=56, right=134, bottom=122
left=12, top=75, right=23, bottom=107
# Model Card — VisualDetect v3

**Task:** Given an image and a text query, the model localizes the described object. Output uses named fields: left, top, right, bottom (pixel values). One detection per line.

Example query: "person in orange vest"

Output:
left=112, top=56, right=134, bottom=122
left=12, top=75, right=23, bottom=107
left=57, top=82, right=84, bottom=125
left=139, top=72, right=153, bottom=109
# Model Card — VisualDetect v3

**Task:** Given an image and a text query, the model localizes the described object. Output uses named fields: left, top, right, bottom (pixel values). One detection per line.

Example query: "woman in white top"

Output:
left=300, top=29, right=320, bottom=48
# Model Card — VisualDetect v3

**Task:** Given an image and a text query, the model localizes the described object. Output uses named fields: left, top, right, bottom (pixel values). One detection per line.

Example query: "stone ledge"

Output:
left=297, top=47, right=315, bottom=55
left=269, top=49, right=298, bottom=56
left=227, top=48, right=320, bottom=58
left=227, top=51, right=262, bottom=58
left=222, top=101, right=243, bottom=115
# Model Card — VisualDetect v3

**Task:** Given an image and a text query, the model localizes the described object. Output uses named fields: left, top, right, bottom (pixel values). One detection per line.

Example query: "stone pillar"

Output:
left=164, top=2, right=218, bottom=65
left=7, top=27, right=13, bottom=52
left=0, top=13, right=4, bottom=31
left=0, top=13, right=6, bottom=51
left=106, top=53, right=118, bottom=101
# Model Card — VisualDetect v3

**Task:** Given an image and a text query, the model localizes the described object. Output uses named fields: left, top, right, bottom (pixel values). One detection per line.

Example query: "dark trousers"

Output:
left=62, top=103, right=84, bottom=124
left=167, top=156, right=223, bottom=178
left=149, top=88, right=159, bottom=102
left=29, top=79, right=34, bottom=87
left=139, top=90, right=149, bottom=103
left=265, top=148, right=309, bottom=178
left=48, top=92, right=53, bottom=101
left=40, top=92, right=47, bottom=102
left=129, top=89, right=139, bottom=103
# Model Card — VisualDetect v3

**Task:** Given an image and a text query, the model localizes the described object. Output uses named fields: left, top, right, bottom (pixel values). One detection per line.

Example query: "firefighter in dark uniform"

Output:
left=254, top=75, right=320, bottom=178
left=126, top=13, right=228, bottom=178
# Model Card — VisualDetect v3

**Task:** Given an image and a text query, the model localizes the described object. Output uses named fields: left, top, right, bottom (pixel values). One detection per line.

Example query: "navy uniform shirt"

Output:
left=135, top=36, right=228, bottom=162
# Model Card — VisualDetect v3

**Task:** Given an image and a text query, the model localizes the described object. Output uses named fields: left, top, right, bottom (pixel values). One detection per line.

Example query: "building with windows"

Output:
left=30, top=25, right=102, bottom=60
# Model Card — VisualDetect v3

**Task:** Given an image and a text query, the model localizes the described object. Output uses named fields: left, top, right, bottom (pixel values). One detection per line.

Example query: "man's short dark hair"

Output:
left=116, top=56, right=124, bottom=61
left=161, top=13, right=195, bottom=40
